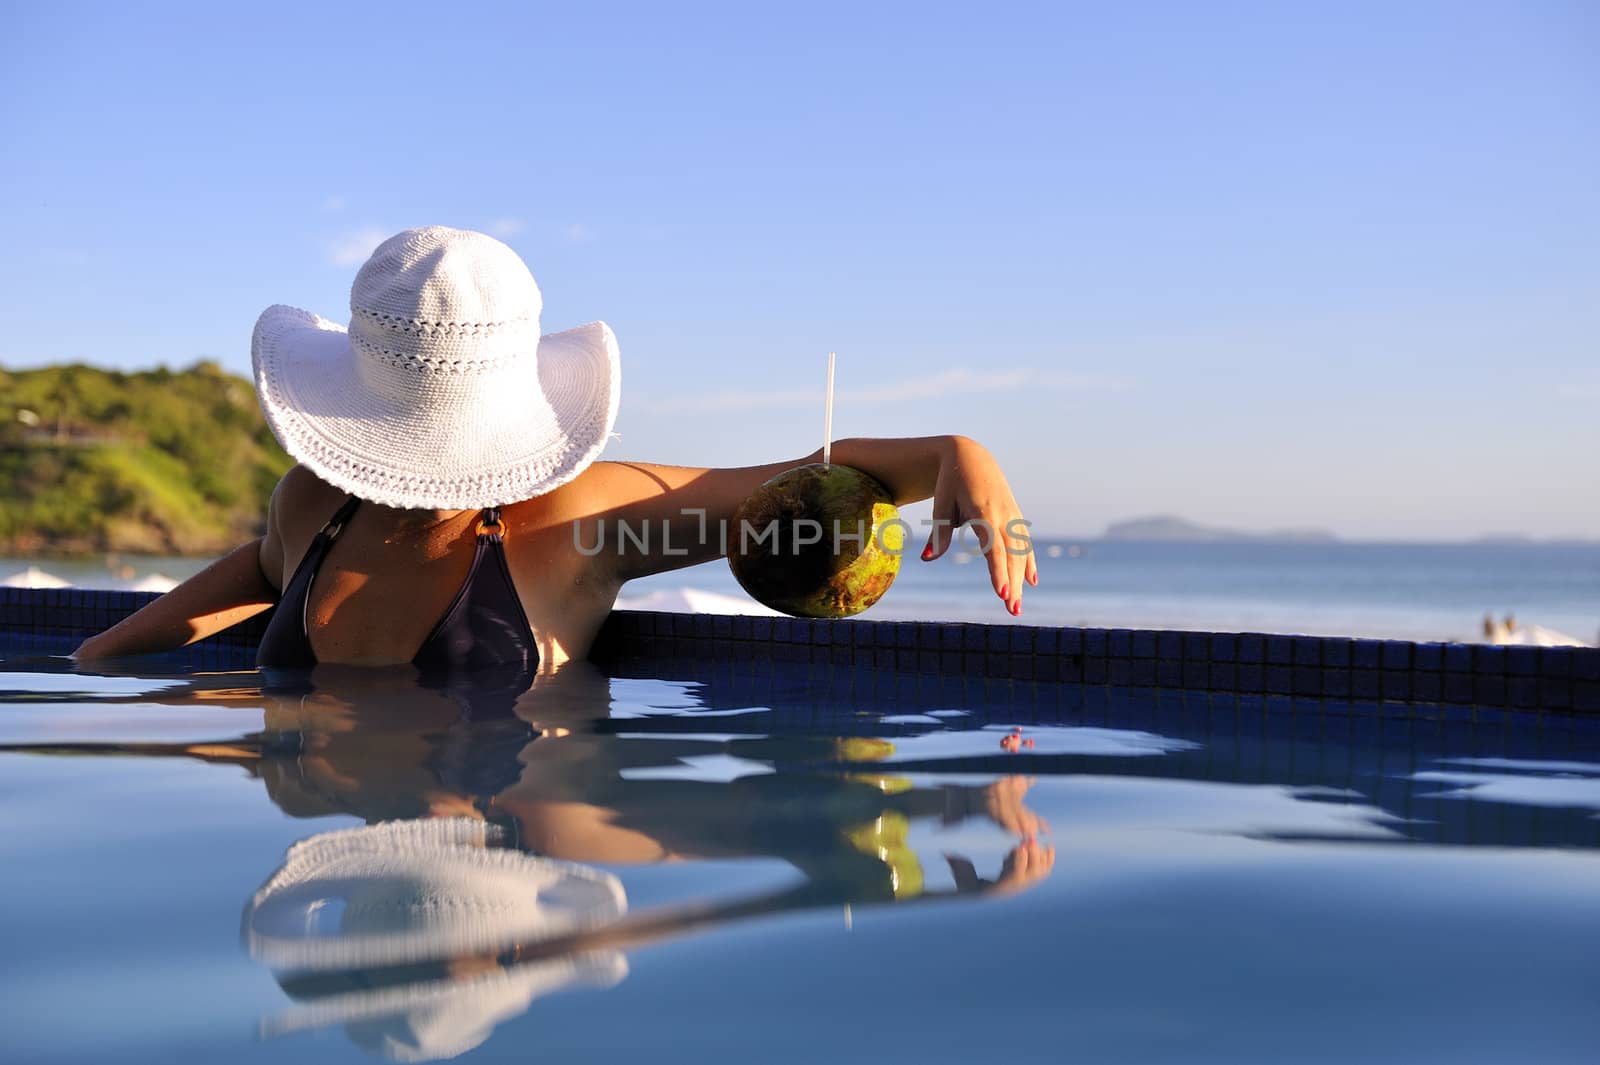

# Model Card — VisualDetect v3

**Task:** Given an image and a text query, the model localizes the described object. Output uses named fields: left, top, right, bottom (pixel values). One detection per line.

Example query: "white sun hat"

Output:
left=252, top=226, right=620, bottom=510
left=243, top=819, right=629, bottom=1061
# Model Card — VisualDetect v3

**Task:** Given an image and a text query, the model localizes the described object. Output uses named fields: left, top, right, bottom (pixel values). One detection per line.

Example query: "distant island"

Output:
left=0, top=362, right=290, bottom=556
left=1102, top=515, right=1340, bottom=544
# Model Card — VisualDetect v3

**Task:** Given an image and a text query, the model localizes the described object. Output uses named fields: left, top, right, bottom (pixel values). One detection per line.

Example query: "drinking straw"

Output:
left=823, top=351, right=836, bottom=467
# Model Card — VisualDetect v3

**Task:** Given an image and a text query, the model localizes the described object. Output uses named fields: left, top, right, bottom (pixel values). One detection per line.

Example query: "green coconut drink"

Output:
left=728, top=463, right=903, bottom=618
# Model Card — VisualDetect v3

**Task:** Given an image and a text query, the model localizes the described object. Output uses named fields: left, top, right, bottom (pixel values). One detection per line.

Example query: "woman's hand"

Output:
left=920, top=436, right=1038, bottom=616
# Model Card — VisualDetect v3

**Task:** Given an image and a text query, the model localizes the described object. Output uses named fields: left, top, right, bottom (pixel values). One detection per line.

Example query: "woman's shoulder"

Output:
left=267, top=465, right=352, bottom=537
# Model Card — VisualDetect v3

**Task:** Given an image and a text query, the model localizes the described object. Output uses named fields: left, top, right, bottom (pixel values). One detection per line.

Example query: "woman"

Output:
left=74, top=227, right=1037, bottom=671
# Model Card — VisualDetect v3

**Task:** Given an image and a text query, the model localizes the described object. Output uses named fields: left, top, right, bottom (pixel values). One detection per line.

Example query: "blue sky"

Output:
left=2, top=1, right=1595, bottom=540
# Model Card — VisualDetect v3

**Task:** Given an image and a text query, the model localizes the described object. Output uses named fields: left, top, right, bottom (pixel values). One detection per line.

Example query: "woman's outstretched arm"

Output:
left=569, top=435, right=1038, bottom=615
left=73, top=477, right=292, bottom=661
left=71, top=538, right=281, bottom=660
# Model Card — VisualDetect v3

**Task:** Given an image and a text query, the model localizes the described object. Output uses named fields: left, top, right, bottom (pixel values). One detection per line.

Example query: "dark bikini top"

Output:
left=256, top=496, right=538, bottom=674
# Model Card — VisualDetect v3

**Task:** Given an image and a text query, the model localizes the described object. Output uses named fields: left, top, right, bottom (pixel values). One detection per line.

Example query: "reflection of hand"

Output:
left=943, top=839, right=1056, bottom=897
left=992, top=838, right=1055, bottom=895
left=983, top=775, right=1049, bottom=838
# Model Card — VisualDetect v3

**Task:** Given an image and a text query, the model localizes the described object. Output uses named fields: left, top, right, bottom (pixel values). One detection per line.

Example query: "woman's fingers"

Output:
left=920, top=476, right=959, bottom=562
left=1007, top=524, right=1028, bottom=616
left=982, top=526, right=1010, bottom=604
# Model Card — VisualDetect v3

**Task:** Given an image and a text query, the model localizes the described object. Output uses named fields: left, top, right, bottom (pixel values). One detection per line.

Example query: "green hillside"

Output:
left=0, top=362, right=291, bottom=556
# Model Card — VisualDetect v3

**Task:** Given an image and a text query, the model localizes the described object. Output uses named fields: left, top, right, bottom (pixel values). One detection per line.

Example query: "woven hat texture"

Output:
left=253, top=226, right=620, bottom=509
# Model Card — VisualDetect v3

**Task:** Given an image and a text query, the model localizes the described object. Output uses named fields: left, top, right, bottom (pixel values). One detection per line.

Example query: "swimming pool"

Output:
left=3, top=637, right=1598, bottom=1064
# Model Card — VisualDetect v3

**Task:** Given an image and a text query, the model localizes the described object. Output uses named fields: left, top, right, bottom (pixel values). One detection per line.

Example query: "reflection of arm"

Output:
left=429, top=837, right=1056, bottom=980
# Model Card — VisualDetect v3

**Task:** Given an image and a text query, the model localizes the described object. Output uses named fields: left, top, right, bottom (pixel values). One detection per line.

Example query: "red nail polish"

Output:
left=921, top=544, right=934, bottom=561
left=998, top=584, right=1008, bottom=600
left=1011, top=602, right=1022, bottom=616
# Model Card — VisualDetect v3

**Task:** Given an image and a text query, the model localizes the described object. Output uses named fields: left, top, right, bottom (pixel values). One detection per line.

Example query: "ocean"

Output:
left=625, top=539, right=1600, bottom=645
left=5, top=540, right=1598, bottom=646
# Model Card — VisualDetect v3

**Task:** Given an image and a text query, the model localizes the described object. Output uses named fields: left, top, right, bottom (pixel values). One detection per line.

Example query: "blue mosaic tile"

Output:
left=1351, top=671, right=1381, bottom=699
left=1473, top=645, right=1506, bottom=674
left=1322, top=639, right=1353, bottom=668
left=1500, top=645, right=1539, bottom=677
left=896, top=623, right=917, bottom=649
left=1575, top=682, right=1600, bottom=714
left=1009, top=627, right=1035, bottom=654
left=1412, top=642, right=1443, bottom=671
left=1292, top=638, right=1320, bottom=666
left=1266, top=637, right=1293, bottom=665
left=1157, top=661, right=1182, bottom=688
left=1265, top=666, right=1292, bottom=694
left=1058, top=628, right=1083, bottom=654
left=1184, top=633, right=1209, bottom=660
left=1237, top=636, right=1265, bottom=663
left=1537, top=646, right=1573, bottom=678
left=1352, top=640, right=1382, bottom=670
left=1083, top=658, right=1108, bottom=683
left=1506, top=677, right=1539, bottom=709
left=1210, top=663, right=1237, bottom=690
left=1442, top=674, right=1474, bottom=704
left=1292, top=667, right=1320, bottom=695
left=1539, top=678, right=1571, bottom=710
left=1130, top=631, right=1156, bottom=658
left=986, top=626, right=1009, bottom=653
left=1442, top=643, right=1473, bottom=672
left=1381, top=641, right=1411, bottom=670
left=1411, top=673, right=1441, bottom=703
left=1083, top=629, right=1107, bottom=656
left=962, top=625, right=985, bottom=652
left=1108, top=629, right=1132, bottom=656
left=1474, top=675, right=1507, bottom=706
left=1158, top=632, right=1183, bottom=659
left=1237, top=664, right=1264, bottom=691
left=1130, top=659, right=1157, bottom=686
left=1575, top=651, right=1600, bottom=683
left=1381, top=671, right=1412, bottom=701
left=1209, top=634, right=1237, bottom=661
left=1034, top=628, right=1060, bottom=655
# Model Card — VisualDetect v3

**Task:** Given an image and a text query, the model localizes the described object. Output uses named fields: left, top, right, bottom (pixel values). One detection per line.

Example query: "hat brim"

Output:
left=243, top=820, right=629, bottom=971
left=253, top=305, right=620, bottom=510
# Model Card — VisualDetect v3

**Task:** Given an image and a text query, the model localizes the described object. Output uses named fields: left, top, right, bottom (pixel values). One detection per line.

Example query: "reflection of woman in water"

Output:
left=237, top=664, right=1054, bottom=902
left=11, top=665, right=1053, bottom=1059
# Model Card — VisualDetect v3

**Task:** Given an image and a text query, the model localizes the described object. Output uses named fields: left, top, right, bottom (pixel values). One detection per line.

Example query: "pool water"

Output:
left=1, top=658, right=1597, bottom=1064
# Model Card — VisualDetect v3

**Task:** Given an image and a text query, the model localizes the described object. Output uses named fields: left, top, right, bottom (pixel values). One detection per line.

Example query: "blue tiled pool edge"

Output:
left=2, top=586, right=1596, bottom=714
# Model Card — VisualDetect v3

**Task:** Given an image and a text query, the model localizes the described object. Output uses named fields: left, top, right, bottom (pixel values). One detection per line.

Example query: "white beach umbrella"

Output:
left=1, top=566, right=70, bottom=589
left=128, top=573, right=179, bottom=593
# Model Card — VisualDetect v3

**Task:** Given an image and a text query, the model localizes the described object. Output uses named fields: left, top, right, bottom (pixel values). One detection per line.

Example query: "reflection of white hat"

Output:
left=242, top=819, right=628, bottom=1061
left=253, top=226, right=621, bottom=510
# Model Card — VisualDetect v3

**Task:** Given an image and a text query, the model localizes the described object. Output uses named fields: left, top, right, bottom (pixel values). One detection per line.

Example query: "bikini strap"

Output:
left=319, top=496, right=362, bottom=541
left=477, top=506, right=506, bottom=540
